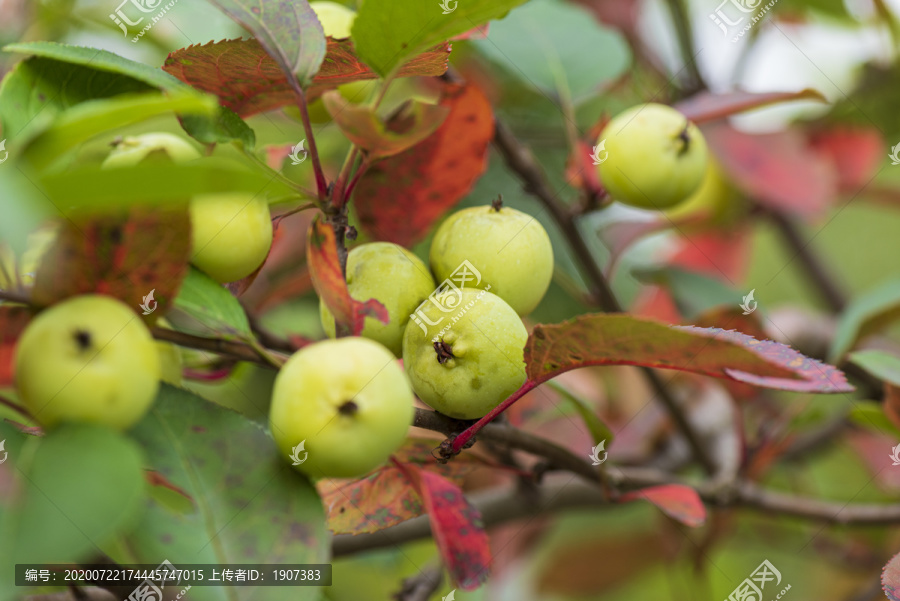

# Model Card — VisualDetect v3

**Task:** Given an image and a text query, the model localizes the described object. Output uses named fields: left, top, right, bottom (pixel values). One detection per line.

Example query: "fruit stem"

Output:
left=490, top=194, right=503, bottom=212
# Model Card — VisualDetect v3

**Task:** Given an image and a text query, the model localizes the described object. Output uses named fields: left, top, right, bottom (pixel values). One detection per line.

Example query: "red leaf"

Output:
left=525, top=314, right=853, bottom=393
left=703, top=123, right=838, bottom=217
left=808, top=126, right=886, bottom=193
left=676, top=89, right=826, bottom=124
left=0, top=306, right=31, bottom=387
left=883, top=549, right=900, bottom=601
left=401, top=464, right=491, bottom=590
left=322, top=92, right=449, bottom=160
left=565, top=138, right=605, bottom=199
left=352, top=82, right=494, bottom=246
left=31, top=207, right=191, bottom=320
left=596, top=216, right=670, bottom=279
left=306, top=217, right=388, bottom=336
left=620, top=484, right=706, bottom=527
left=163, top=38, right=450, bottom=118
left=317, top=438, right=486, bottom=535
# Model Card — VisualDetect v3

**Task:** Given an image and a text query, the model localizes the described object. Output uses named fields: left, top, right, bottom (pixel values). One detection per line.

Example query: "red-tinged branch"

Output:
left=288, top=80, right=329, bottom=200
left=447, top=381, right=537, bottom=455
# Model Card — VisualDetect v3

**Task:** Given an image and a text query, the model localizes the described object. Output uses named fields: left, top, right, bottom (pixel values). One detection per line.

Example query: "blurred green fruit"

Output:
left=102, top=132, right=200, bottom=167
left=15, top=295, right=160, bottom=430
left=665, top=157, right=746, bottom=225
left=270, top=337, right=414, bottom=479
left=320, top=242, right=435, bottom=357
left=430, top=204, right=554, bottom=315
left=598, top=103, right=708, bottom=210
left=403, top=288, right=527, bottom=419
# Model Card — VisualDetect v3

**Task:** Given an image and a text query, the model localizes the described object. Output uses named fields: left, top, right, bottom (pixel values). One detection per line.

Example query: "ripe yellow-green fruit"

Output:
left=269, top=337, right=414, bottom=479
left=102, top=132, right=201, bottom=167
left=320, top=242, right=436, bottom=357
left=403, top=288, right=527, bottom=419
left=15, top=295, right=160, bottom=430
left=665, top=158, right=745, bottom=225
left=429, top=204, right=553, bottom=315
left=189, top=193, right=273, bottom=283
left=598, top=103, right=708, bottom=210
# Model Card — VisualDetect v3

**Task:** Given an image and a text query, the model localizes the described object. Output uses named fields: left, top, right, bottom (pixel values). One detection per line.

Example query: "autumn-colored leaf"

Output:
left=317, top=438, right=486, bottom=535
left=306, top=216, right=388, bottom=336
left=703, top=123, right=838, bottom=217
left=163, top=38, right=450, bottom=118
left=619, top=484, right=706, bottom=527
left=322, top=92, right=449, bottom=160
left=400, top=463, right=491, bottom=590
left=0, top=306, right=31, bottom=387
left=675, top=89, right=826, bottom=124
left=525, top=314, right=853, bottom=393
left=883, top=548, right=900, bottom=600
left=352, top=82, right=494, bottom=246
left=595, top=216, right=669, bottom=279
left=31, top=207, right=191, bottom=320
left=808, top=126, right=885, bottom=193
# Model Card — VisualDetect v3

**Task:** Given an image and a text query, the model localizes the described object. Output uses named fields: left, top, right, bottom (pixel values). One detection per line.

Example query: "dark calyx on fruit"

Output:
left=676, top=122, right=692, bottom=156
left=433, top=340, right=454, bottom=364
left=74, top=329, right=92, bottom=351
left=338, top=400, right=359, bottom=416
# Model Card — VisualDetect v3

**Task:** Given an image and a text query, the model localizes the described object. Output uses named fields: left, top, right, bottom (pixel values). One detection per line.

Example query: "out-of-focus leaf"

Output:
left=168, top=267, right=252, bottom=338
left=351, top=0, right=528, bottom=76
left=318, top=438, right=486, bottom=535
left=546, top=380, right=613, bottom=445
left=850, top=350, right=900, bottom=386
left=163, top=38, right=450, bottom=117
left=675, top=89, right=826, bottom=123
left=180, top=105, right=256, bottom=148
left=126, top=384, right=328, bottom=601
left=828, top=62, right=900, bottom=142
left=0, top=306, right=31, bottom=387
left=703, top=122, right=837, bottom=218
left=632, top=266, right=738, bottom=320
left=306, top=217, right=388, bottom=336
left=619, top=484, right=706, bottom=527
left=22, top=92, right=217, bottom=170
left=473, top=0, right=629, bottom=101
left=848, top=402, right=900, bottom=437
left=322, top=92, right=448, bottom=160
left=353, top=82, right=494, bottom=246
left=808, top=126, right=884, bottom=193
left=526, top=314, right=854, bottom=393
left=31, top=207, right=190, bottom=320
left=401, top=465, right=490, bottom=590
left=830, top=279, right=900, bottom=362
left=209, top=0, right=326, bottom=88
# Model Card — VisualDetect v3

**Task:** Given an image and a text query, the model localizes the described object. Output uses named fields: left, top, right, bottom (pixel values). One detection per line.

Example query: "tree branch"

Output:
left=150, top=327, right=286, bottom=368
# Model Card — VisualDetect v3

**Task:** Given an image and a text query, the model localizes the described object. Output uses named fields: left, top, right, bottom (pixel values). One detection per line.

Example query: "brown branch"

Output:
left=391, top=564, right=443, bottom=601
left=150, top=327, right=286, bottom=368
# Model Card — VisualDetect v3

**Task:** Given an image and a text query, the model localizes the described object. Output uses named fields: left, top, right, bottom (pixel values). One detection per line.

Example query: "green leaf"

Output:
left=473, top=0, right=629, bottom=102
left=125, top=384, right=328, bottom=601
left=352, top=0, right=529, bottom=77
left=632, top=267, right=738, bottom=320
left=848, top=402, right=900, bottom=437
left=0, top=424, right=145, bottom=570
left=209, top=0, right=327, bottom=88
left=181, top=105, right=256, bottom=148
left=849, top=350, right=900, bottom=386
left=547, top=380, right=613, bottom=445
left=168, top=266, right=252, bottom=338
left=22, top=91, right=218, bottom=171
left=830, top=278, right=900, bottom=362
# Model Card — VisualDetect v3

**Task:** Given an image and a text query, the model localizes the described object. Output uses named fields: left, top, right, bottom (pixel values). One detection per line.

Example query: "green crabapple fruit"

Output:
left=665, top=157, right=745, bottom=225
left=102, top=132, right=201, bottom=167
left=188, top=193, right=273, bottom=283
left=403, top=287, right=528, bottom=420
left=269, top=337, right=414, bottom=479
left=15, top=295, right=160, bottom=430
left=319, top=242, right=436, bottom=357
left=429, top=203, right=554, bottom=316
left=597, top=103, right=708, bottom=210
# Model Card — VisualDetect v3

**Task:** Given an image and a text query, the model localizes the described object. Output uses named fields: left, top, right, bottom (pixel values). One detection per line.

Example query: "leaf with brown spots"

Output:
left=317, top=438, right=487, bottom=535
left=163, top=38, right=450, bottom=118
left=619, top=484, right=706, bottom=527
left=352, top=82, right=494, bottom=247
left=0, top=306, right=31, bottom=387
left=31, top=207, right=190, bottom=322
left=306, top=216, right=387, bottom=336
left=526, top=314, right=853, bottom=393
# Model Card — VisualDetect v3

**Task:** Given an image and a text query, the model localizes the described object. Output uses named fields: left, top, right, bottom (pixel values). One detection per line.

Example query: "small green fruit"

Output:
left=102, top=133, right=201, bottom=167
left=270, top=337, right=414, bottom=479
left=597, top=103, right=708, bottom=210
left=403, top=288, right=527, bottom=419
left=320, top=242, right=435, bottom=357
left=665, top=158, right=745, bottom=225
left=429, top=204, right=554, bottom=315
left=189, top=193, right=273, bottom=283
left=15, top=295, right=160, bottom=430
